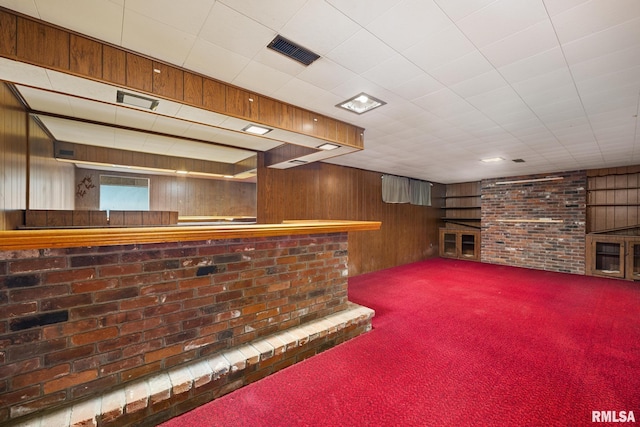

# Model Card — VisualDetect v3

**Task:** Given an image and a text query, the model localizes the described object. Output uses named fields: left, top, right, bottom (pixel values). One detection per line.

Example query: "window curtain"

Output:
left=409, top=179, right=431, bottom=206
left=381, top=174, right=410, bottom=203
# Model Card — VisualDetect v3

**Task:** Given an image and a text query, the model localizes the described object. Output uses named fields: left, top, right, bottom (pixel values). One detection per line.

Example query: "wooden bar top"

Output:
left=0, top=220, right=381, bottom=251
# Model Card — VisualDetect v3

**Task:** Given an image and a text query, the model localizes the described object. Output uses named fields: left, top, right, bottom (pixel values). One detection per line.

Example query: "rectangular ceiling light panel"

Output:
left=116, top=90, right=159, bottom=111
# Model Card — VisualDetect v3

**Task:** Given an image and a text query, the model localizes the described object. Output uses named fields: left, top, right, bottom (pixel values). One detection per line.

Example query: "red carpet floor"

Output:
left=161, top=258, right=640, bottom=426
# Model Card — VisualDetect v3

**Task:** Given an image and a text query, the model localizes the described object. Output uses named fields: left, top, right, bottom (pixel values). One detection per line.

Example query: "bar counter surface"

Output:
left=0, top=220, right=381, bottom=250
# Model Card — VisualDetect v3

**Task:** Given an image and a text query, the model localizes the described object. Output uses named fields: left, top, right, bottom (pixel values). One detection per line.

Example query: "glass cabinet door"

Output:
left=460, top=233, right=476, bottom=258
left=626, top=242, right=640, bottom=280
left=592, top=240, right=624, bottom=278
left=443, top=232, right=457, bottom=257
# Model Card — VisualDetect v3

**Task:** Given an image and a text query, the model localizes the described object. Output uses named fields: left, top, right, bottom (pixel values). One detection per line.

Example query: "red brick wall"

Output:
left=0, top=233, right=348, bottom=422
left=481, top=171, right=586, bottom=274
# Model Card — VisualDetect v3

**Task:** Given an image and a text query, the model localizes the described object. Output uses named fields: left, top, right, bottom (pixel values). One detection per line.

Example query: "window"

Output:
left=99, top=175, right=149, bottom=213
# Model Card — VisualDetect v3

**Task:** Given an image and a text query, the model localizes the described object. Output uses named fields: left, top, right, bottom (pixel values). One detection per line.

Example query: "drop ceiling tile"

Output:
left=68, top=98, right=117, bottom=124
left=451, top=70, right=508, bottom=99
left=172, top=140, right=248, bottom=163
left=550, top=0, right=640, bottom=44
left=455, top=0, right=549, bottom=48
left=17, top=86, right=74, bottom=117
left=433, top=0, right=497, bottom=22
left=543, top=0, right=589, bottom=17
left=589, top=108, right=639, bottom=128
left=183, top=38, right=250, bottom=83
left=499, top=48, right=569, bottom=84
left=175, top=105, right=227, bottom=127
left=575, top=67, right=640, bottom=98
left=561, top=17, right=640, bottom=65
left=182, top=124, right=222, bottom=143
left=570, top=47, right=640, bottom=83
left=150, top=97, right=181, bottom=117
left=125, top=0, right=214, bottom=35
left=33, top=0, right=124, bottom=46
left=0, top=58, right=51, bottom=88
left=151, top=115, right=191, bottom=137
left=362, top=54, right=424, bottom=92
left=198, top=2, right=276, bottom=59
left=413, top=89, right=476, bottom=119
left=142, top=135, right=176, bottom=155
left=45, top=69, right=115, bottom=104
left=366, top=0, right=451, bottom=51
left=582, top=86, right=640, bottom=115
left=389, top=74, right=445, bottom=101
left=218, top=0, right=307, bottom=30
left=519, top=85, right=579, bottom=112
left=428, top=50, right=494, bottom=87
left=231, top=60, right=293, bottom=96
left=280, top=1, right=360, bottom=55
left=499, top=117, right=546, bottom=133
left=465, top=86, right=529, bottom=116
left=326, top=29, right=397, bottom=75
left=115, top=108, right=157, bottom=131
left=272, top=78, right=333, bottom=111
left=511, top=69, right=576, bottom=104
left=42, top=117, right=116, bottom=148
left=121, top=10, right=198, bottom=66
left=480, top=20, right=559, bottom=69
left=296, top=59, right=358, bottom=92
left=326, top=0, right=403, bottom=27
left=402, top=25, right=476, bottom=72
left=251, top=48, right=307, bottom=77
left=0, top=0, right=38, bottom=17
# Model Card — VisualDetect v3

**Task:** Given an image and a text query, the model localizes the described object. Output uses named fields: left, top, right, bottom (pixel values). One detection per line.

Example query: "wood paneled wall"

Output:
left=257, top=154, right=445, bottom=276
left=0, top=8, right=364, bottom=149
left=587, top=166, right=640, bottom=233
left=75, top=168, right=256, bottom=217
left=29, top=117, right=74, bottom=209
left=0, top=82, right=27, bottom=230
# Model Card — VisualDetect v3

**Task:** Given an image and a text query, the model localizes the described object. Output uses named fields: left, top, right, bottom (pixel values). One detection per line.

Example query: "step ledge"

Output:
left=13, top=304, right=374, bottom=427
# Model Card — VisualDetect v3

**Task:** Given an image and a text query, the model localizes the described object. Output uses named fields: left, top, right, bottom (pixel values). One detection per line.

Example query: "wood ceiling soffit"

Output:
left=0, top=7, right=365, bottom=150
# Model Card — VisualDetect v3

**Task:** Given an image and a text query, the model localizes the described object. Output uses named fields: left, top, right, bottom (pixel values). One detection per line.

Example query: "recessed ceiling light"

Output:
left=316, top=143, right=340, bottom=150
left=337, top=93, right=386, bottom=114
left=116, top=90, right=159, bottom=111
left=481, top=157, right=504, bottom=163
left=242, top=124, right=272, bottom=135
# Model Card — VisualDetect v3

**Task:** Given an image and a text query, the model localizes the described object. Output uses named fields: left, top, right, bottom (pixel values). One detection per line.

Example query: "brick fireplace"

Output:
left=481, top=170, right=586, bottom=274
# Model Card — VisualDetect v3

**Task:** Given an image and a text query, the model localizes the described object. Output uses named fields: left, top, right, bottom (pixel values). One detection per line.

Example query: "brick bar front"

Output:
left=0, top=232, right=372, bottom=425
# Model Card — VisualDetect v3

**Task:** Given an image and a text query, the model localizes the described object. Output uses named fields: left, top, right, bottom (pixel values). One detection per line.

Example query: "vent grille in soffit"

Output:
left=267, top=35, right=320, bottom=66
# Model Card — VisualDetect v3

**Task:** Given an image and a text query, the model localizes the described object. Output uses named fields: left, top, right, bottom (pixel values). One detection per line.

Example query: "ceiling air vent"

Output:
left=267, top=35, right=320, bottom=66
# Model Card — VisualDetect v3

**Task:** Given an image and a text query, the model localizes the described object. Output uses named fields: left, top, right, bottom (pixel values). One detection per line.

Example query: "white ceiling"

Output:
left=1, top=0, right=639, bottom=184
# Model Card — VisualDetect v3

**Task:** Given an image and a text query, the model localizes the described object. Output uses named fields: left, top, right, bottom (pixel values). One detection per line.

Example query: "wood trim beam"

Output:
left=0, top=220, right=381, bottom=250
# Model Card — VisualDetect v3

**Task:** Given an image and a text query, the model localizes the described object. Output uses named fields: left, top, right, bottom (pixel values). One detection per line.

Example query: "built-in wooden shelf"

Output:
left=442, top=182, right=481, bottom=228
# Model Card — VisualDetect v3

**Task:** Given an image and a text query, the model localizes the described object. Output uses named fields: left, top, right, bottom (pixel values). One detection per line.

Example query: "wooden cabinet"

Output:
left=586, top=234, right=640, bottom=280
left=439, top=228, right=480, bottom=261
